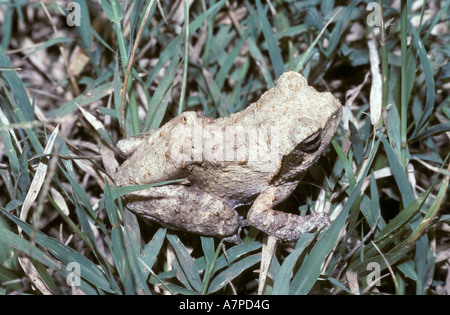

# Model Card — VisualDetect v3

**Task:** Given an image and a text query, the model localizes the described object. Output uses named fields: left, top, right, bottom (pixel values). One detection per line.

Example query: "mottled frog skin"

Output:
left=115, top=72, right=342, bottom=242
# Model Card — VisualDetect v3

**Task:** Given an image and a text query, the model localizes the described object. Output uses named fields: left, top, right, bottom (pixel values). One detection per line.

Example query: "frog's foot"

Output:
left=222, top=234, right=243, bottom=244
left=247, top=185, right=330, bottom=241
left=221, top=216, right=250, bottom=244
left=125, top=185, right=241, bottom=239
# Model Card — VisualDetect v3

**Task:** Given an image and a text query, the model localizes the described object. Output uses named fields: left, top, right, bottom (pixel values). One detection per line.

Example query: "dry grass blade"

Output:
left=371, top=240, right=399, bottom=291
left=50, top=186, right=69, bottom=216
left=19, top=125, right=60, bottom=233
left=76, top=103, right=106, bottom=132
left=16, top=125, right=60, bottom=295
left=121, top=0, right=157, bottom=137
left=346, top=270, right=360, bottom=295
left=258, top=235, right=277, bottom=295
left=18, top=256, right=53, bottom=295
left=368, top=38, right=382, bottom=127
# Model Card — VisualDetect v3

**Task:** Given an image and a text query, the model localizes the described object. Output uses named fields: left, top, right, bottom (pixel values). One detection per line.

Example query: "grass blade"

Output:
left=289, top=201, right=349, bottom=295
left=381, top=135, right=414, bottom=206
left=407, top=162, right=449, bottom=244
left=272, top=233, right=314, bottom=294
left=167, top=234, right=202, bottom=292
left=255, top=0, right=284, bottom=78
left=408, top=22, right=436, bottom=137
left=19, top=125, right=59, bottom=230
left=0, top=47, right=34, bottom=121
left=201, top=240, right=223, bottom=295
left=143, top=41, right=180, bottom=131
left=290, top=133, right=380, bottom=294
left=373, top=187, right=432, bottom=245
left=50, top=82, right=114, bottom=117
left=140, top=228, right=166, bottom=278
left=208, top=253, right=261, bottom=294
left=212, top=242, right=262, bottom=274
left=0, top=209, right=115, bottom=293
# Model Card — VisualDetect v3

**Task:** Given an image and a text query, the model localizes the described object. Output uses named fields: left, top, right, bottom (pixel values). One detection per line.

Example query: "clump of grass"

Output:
left=0, top=0, right=448, bottom=295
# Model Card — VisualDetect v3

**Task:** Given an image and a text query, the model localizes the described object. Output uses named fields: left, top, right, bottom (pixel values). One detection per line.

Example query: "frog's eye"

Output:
left=298, top=130, right=321, bottom=152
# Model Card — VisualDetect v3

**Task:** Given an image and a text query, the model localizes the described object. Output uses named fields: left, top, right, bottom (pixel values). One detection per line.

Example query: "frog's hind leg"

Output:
left=247, top=183, right=330, bottom=241
left=125, top=185, right=241, bottom=240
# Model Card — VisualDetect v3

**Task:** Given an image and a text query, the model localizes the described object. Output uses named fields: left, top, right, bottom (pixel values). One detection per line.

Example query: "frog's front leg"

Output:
left=125, top=185, right=242, bottom=241
left=247, top=183, right=330, bottom=241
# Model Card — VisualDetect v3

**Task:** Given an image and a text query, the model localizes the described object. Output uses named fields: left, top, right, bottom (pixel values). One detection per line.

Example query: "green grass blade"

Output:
left=178, top=0, right=189, bottom=115
left=143, top=0, right=226, bottom=90
left=386, top=99, right=402, bottom=157
left=1, top=4, right=13, bottom=49
left=212, top=242, right=262, bottom=274
left=255, top=0, right=284, bottom=78
left=171, top=256, right=194, bottom=291
left=104, top=181, right=120, bottom=227
left=0, top=224, right=58, bottom=270
left=373, top=189, right=430, bottom=245
left=289, top=199, right=350, bottom=295
left=189, top=0, right=226, bottom=36
left=201, top=240, right=223, bottom=295
left=50, top=82, right=114, bottom=117
left=110, top=227, right=133, bottom=293
left=140, top=228, right=166, bottom=278
left=113, top=57, right=123, bottom=129
left=326, top=2, right=358, bottom=56
left=408, top=22, right=436, bottom=137
left=73, top=0, right=92, bottom=50
left=381, top=135, right=414, bottom=206
left=332, top=139, right=356, bottom=189
left=272, top=233, right=314, bottom=294
left=0, top=47, right=34, bottom=121
left=290, top=134, right=380, bottom=294
left=143, top=41, right=180, bottom=131
left=116, top=207, right=152, bottom=295
left=414, top=235, right=430, bottom=294
left=369, top=172, right=386, bottom=230
left=348, top=122, right=365, bottom=166
left=104, top=181, right=137, bottom=293
left=0, top=209, right=115, bottom=293
left=410, top=123, right=450, bottom=142
left=207, top=253, right=261, bottom=294
left=0, top=123, right=20, bottom=182
left=128, top=0, right=147, bottom=46
left=200, top=236, right=215, bottom=266
left=23, top=37, right=73, bottom=59
left=215, top=35, right=247, bottom=91
left=353, top=242, right=411, bottom=275
left=167, top=234, right=203, bottom=292
left=422, top=0, right=450, bottom=42
left=2, top=89, right=43, bottom=154
left=408, top=163, right=449, bottom=244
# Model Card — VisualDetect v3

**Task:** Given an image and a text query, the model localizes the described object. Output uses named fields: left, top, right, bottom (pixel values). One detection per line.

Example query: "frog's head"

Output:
left=270, top=71, right=342, bottom=182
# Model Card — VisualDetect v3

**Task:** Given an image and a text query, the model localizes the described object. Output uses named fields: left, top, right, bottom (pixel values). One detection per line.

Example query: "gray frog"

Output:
left=115, top=71, right=342, bottom=242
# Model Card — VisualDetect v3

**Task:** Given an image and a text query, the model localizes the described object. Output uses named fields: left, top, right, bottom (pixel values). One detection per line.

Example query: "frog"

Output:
left=114, top=71, right=342, bottom=243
